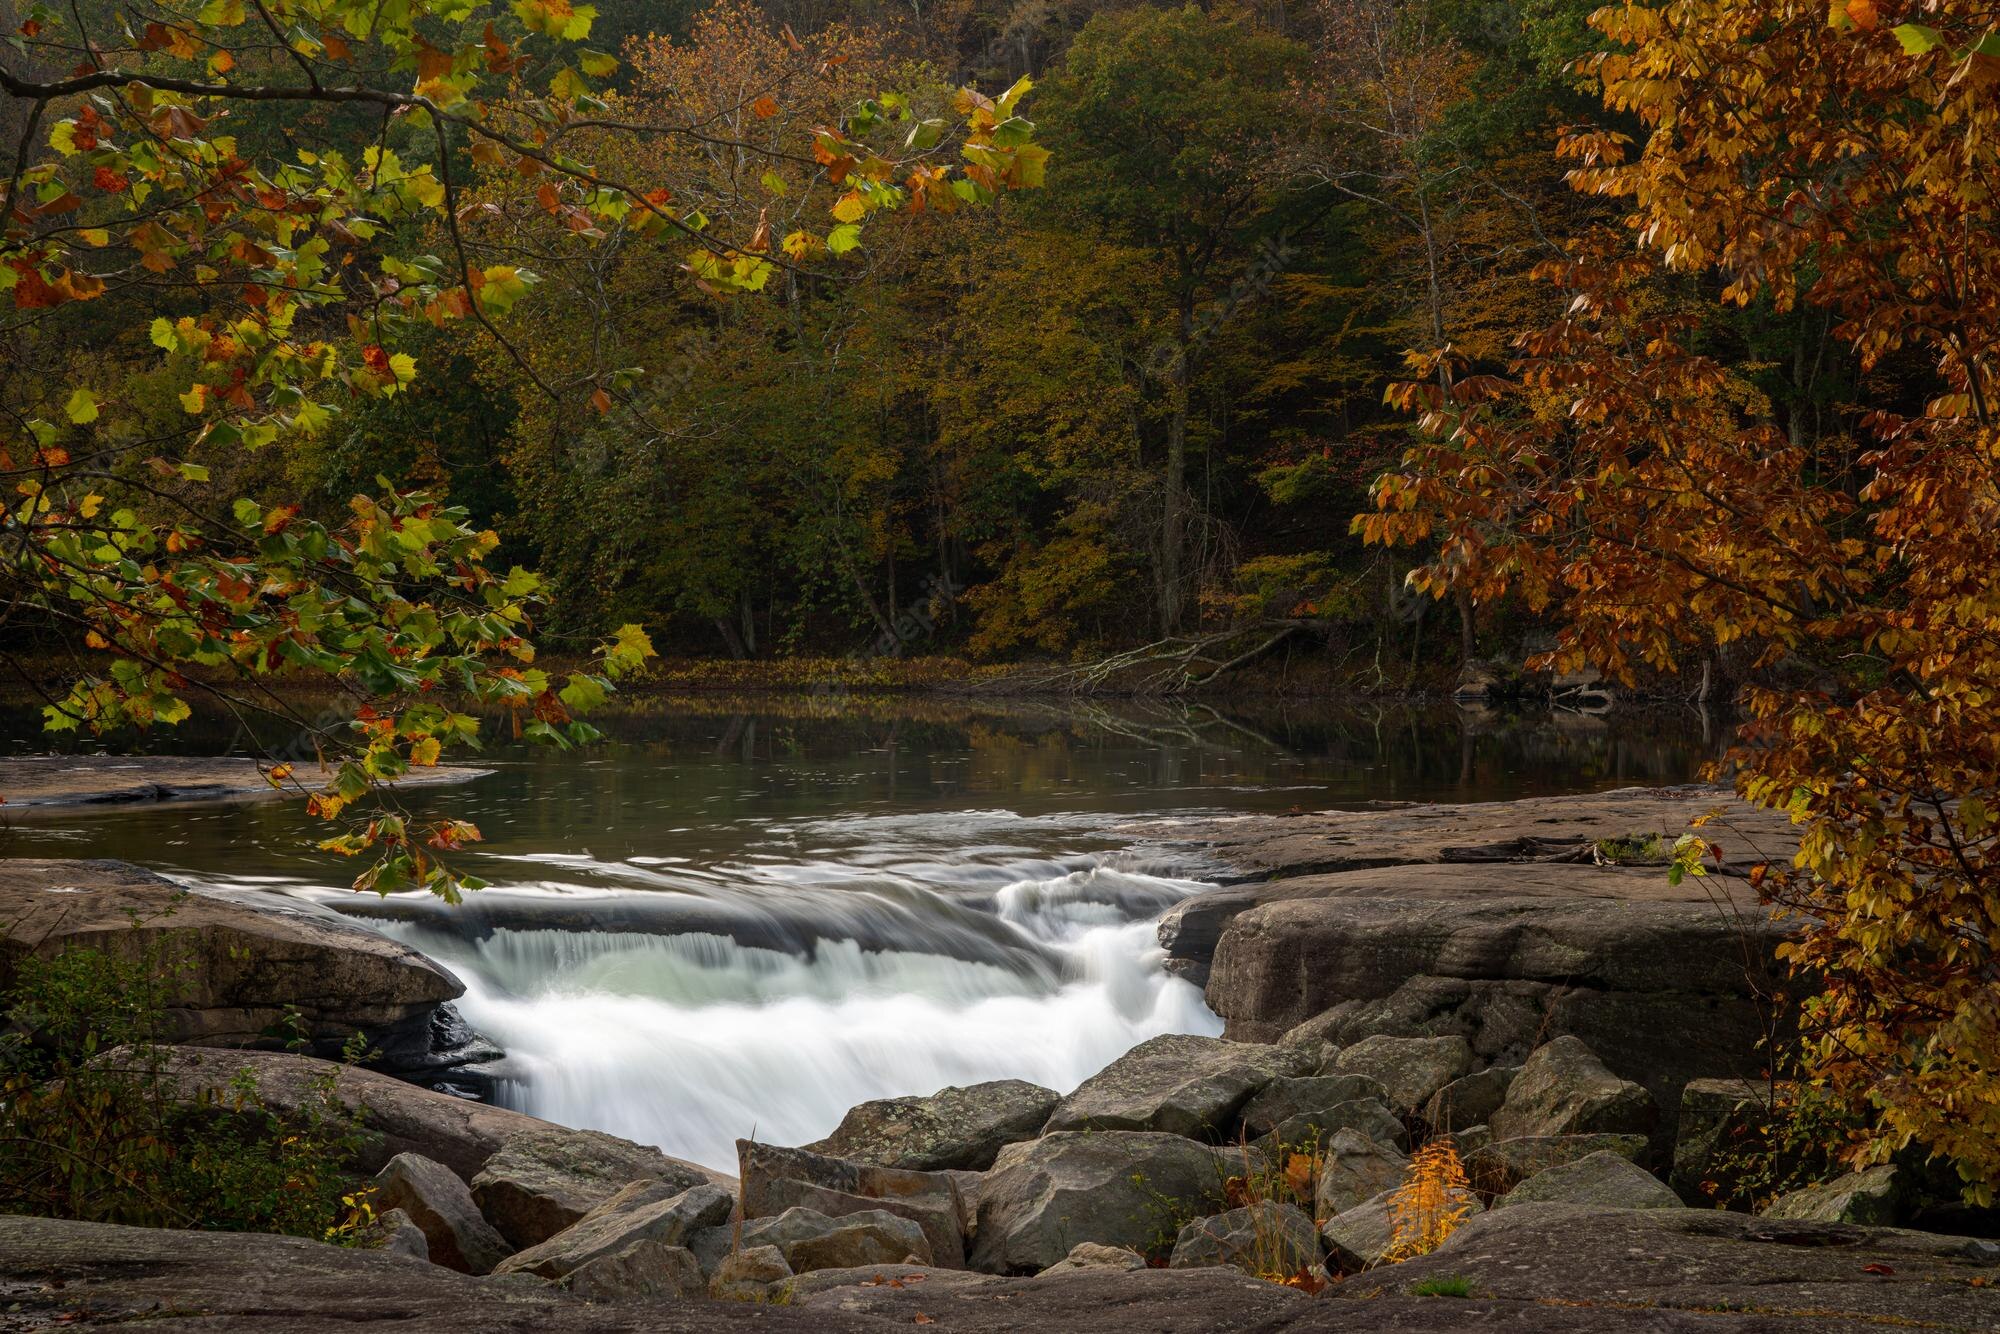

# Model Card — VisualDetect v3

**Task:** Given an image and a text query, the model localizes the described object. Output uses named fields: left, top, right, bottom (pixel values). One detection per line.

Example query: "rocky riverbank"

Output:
left=4, top=786, right=1999, bottom=1329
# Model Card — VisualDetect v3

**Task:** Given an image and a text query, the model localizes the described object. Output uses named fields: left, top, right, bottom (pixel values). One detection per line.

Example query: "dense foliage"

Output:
left=1363, top=0, right=2000, bottom=1200
left=0, top=937, right=372, bottom=1234
left=0, top=0, right=1042, bottom=892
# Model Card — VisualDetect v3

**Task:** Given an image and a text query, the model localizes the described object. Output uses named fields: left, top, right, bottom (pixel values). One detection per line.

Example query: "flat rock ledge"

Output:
left=0, top=858, right=463, bottom=1067
left=0, top=753, right=489, bottom=810
left=1151, top=787, right=1805, bottom=1130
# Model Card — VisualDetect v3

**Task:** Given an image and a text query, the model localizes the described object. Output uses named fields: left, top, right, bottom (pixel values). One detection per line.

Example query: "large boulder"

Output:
left=0, top=858, right=460, bottom=1066
left=970, top=1131, right=1228, bottom=1274
left=1464, top=1134, right=1649, bottom=1196
left=806, top=1080, right=1057, bottom=1171
left=1320, top=1186, right=1482, bottom=1271
left=1490, top=1037, right=1656, bottom=1142
left=1495, top=1151, right=1681, bottom=1211
left=1237, top=1074, right=1389, bottom=1140
left=1192, top=839, right=1794, bottom=1127
left=373, top=1208, right=430, bottom=1262
left=738, top=1140, right=967, bottom=1269
left=1258, top=1098, right=1406, bottom=1156
left=563, top=1240, right=706, bottom=1302
left=1168, top=1201, right=1320, bottom=1276
left=1315, top=1129, right=1408, bottom=1218
left=1043, top=1034, right=1310, bottom=1140
left=1669, top=1077, right=1777, bottom=1204
left=143, top=1047, right=728, bottom=1207
left=1333, top=1035, right=1473, bottom=1114
left=373, top=1152, right=513, bottom=1274
left=492, top=1181, right=734, bottom=1280
left=473, top=1128, right=723, bottom=1250
left=708, top=1245, right=792, bottom=1302
left=1761, top=1165, right=1906, bottom=1225
left=1424, top=1065, right=1518, bottom=1132
left=728, top=1206, right=933, bottom=1273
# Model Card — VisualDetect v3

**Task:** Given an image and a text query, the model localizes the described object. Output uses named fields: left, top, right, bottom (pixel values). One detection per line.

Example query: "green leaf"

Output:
left=827, top=223, right=862, bottom=256
left=64, top=388, right=99, bottom=424
left=149, top=318, right=177, bottom=350
left=1893, top=23, right=1943, bottom=52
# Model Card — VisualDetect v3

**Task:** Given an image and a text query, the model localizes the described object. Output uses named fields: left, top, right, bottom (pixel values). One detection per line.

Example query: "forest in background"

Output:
left=2, top=0, right=1659, bottom=679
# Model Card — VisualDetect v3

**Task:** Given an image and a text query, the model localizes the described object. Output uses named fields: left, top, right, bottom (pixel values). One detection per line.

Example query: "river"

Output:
left=0, top=695, right=1719, bottom=1170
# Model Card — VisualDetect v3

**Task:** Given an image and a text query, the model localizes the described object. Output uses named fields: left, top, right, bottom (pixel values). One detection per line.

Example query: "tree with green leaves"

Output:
left=0, top=0, right=1043, bottom=894
left=1029, top=3, right=1304, bottom=636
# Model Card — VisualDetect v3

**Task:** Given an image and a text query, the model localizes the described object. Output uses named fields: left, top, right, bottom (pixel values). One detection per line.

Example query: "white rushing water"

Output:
left=344, top=815, right=1223, bottom=1170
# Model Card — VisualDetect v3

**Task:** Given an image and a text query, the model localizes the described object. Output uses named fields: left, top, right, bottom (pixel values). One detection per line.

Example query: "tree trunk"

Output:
left=1456, top=587, right=1476, bottom=664
left=1159, top=289, right=1194, bottom=636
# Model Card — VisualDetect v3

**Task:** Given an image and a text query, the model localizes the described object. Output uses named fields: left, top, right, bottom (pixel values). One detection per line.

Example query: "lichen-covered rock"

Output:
left=1259, top=1098, right=1407, bottom=1155
left=971, top=1132, right=1228, bottom=1275
left=1320, top=1187, right=1482, bottom=1272
left=1670, top=1078, right=1776, bottom=1203
left=373, top=1152, right=512, bottom=1275
left=708, top=1244, right=792, bottom=1303
left=1037, top=1243, right=1149, bottom=1276
left=1452, top=1124, right=1492, bottom=1158
left=1495, top=1151, right=1680, bottom=1211
left=1333, top=1036, right=1474, bottom=1114
left=1237, top=1074, right=1390, bottom=1140
left=738, top=1139, right=966, bottom=1269
left=729, top=1206, right=933, bottom=1273
left=1490, top=1038, right=1656, bottom=1142
left=806, top=1080, right=1058, bottom=1171
left=1424, top=1066, right=1518, bottom=1133
left=562, top=1240, right=705, bottom=1302
left=1464, top=1134, right=1649, bottom=1196
left=373, top=1208, right=430, bottom=1263
left=491, top=1182, right=733, bottom=1280
left=1169, top=1201, right=1320, bottom=1276
left=1762, top=1165, right=1906, bottom=1226
left=1043, top=1034, right=1310, bottom=1140
left=472, top=1129, right=718, bottom=1251
left=1315, top=1129, right=1408, bottom=1219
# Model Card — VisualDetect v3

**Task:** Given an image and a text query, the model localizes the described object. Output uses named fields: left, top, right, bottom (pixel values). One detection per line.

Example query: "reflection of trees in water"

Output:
left=0, top=692, right=1729, bottom=805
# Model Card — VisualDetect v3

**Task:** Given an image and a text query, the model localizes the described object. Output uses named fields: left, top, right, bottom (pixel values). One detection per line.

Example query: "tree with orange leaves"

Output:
left=1362, top=0, right=2000, bottom=1199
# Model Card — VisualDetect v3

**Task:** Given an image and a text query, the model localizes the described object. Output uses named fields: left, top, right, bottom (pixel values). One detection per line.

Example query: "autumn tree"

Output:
left=0, top=0, right=1041, bottom=890
left=1029, top=3, right=1304, bottom=635
left=1362, top=0, right=2000, bottom=1198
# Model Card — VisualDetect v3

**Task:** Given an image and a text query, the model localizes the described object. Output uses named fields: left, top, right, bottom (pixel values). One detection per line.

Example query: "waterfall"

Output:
left=350, top=842, right=1223, bottom=1170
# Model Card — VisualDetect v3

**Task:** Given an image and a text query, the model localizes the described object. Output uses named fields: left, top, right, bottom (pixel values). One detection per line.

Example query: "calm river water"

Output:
left=0, top=695, right=1721, bottom=1169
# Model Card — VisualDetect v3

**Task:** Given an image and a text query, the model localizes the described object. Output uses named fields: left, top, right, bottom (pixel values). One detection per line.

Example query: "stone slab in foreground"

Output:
left=1340, top=1203, right=2000, bottom=1332
left=0, top=753, right=489, bottom=810
left=4, top=1206, right=1988, bottom=1332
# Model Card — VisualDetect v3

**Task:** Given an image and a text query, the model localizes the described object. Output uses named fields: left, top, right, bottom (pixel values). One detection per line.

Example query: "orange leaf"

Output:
left=751, top=95, right=779, bottom=119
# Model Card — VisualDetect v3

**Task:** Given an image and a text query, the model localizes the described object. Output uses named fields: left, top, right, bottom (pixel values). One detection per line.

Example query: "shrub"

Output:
left=1385, top=1138, right=1473, bottom=1262
left=0, top=940, right=373, bottom=1239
